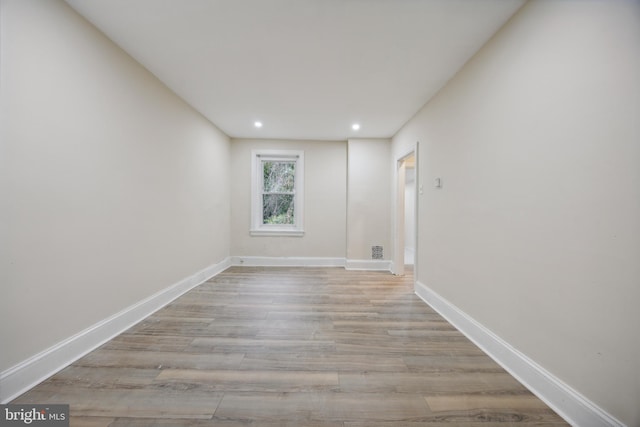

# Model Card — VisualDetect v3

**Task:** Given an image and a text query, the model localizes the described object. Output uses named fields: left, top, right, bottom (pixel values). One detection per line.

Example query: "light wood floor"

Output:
left=13, top=267, right=568, bottom=426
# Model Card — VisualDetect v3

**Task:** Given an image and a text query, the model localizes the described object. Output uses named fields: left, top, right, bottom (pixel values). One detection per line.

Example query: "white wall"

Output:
left=404, top=167, right=416, bottom=264
left=346, top=139, right=391, bottom=262
left=0, top=0, right=230, bottom=373
left=230, top=139, right=347, bottom=258
left=392, top=0, right=639, bottom=425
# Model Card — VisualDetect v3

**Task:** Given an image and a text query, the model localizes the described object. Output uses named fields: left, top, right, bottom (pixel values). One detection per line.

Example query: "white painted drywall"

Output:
left=0, top=0, right=230, bottom=372
left=392, top=0, right=640, bottom=424
left=346, top=139, right=391, bottom=261
left=230, top=139, right=346, bottom=258
left=404, top=167, right=416, bottom=265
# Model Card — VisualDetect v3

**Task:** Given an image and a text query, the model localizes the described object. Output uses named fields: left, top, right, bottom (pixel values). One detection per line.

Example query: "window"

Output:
left=251, top=150, right=304, bottom=236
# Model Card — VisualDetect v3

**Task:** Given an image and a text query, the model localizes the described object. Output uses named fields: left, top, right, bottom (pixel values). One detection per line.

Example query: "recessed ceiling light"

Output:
left=254, top=121, right=263, bottom=128
left=352, top=123, right=360, bottom=131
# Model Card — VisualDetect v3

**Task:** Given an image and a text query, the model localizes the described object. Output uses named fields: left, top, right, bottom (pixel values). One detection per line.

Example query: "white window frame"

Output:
left=251, top=149, right=304, bottom=236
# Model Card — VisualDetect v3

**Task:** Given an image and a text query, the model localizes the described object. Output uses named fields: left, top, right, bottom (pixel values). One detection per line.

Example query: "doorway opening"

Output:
left=394, top=148, right=417, bottom=277
left=404, top=155, right=416, bottom=266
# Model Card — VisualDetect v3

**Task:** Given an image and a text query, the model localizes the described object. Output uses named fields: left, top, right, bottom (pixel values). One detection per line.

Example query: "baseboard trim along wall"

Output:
left=229, top=256, right=346, bottom=268
left=414, top=280, right=624, bottom=427
left=0, top=257, right=233, bottom=404
left=230, top=256, right=392, bottom=271
left=345, top=259, right=392, bottom=271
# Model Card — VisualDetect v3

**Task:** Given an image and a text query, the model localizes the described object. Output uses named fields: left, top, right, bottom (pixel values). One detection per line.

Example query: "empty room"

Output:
left=1, top=0, right=638, bottom=426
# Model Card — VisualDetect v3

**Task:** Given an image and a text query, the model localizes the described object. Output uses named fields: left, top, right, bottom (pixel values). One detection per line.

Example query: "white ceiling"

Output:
left=65, top=0, right=525, bottom=141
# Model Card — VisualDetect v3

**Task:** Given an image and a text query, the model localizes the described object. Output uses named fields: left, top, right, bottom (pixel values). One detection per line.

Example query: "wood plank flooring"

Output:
left=12, top=267, right=568, bottom=426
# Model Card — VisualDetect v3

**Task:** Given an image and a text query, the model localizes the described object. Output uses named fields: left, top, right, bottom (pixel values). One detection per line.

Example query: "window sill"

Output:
left=250, top=229, right=305, bottom=237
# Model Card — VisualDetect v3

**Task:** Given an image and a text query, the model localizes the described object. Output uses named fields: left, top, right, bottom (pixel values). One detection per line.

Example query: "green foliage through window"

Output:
left=262, top=161, right=295, bottom=225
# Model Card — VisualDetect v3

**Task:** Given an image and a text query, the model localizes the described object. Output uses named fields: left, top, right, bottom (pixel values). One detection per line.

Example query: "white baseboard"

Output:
left=229, top=256, right=392, bottom=271
left=230, top=256, right=345, bottom=267
left=0, top=257, right=232, bottom=404
left=345, top=259, right=392, bottom=271
left=414, top=280, right=624, bottom=427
